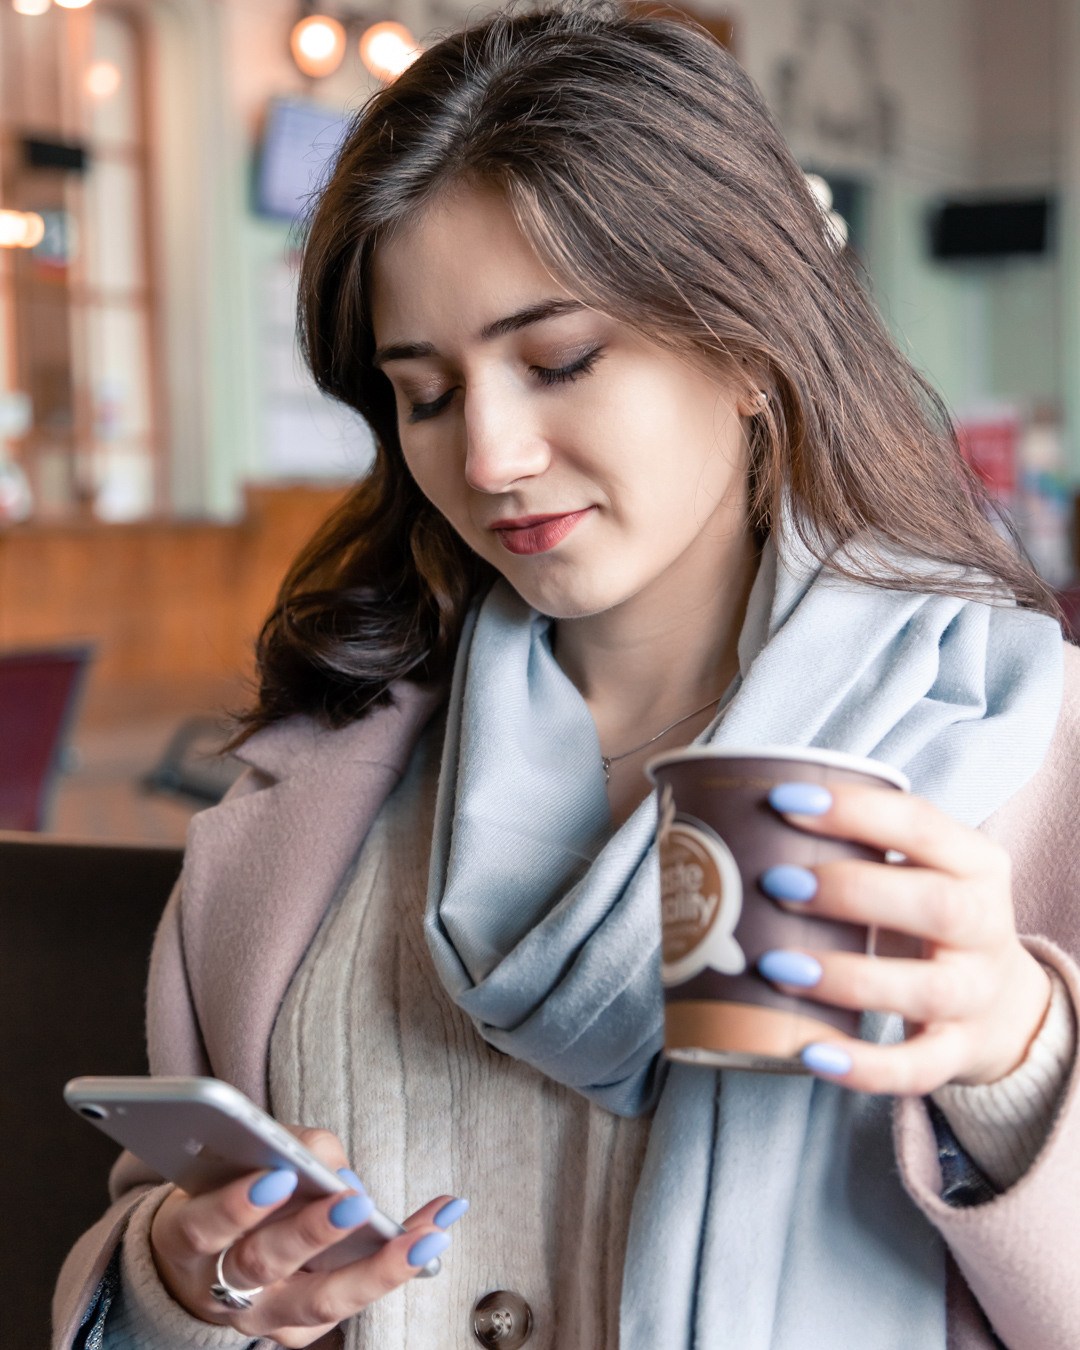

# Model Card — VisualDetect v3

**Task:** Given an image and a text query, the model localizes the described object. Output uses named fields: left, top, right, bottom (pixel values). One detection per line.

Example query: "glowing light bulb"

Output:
left=20, top=212, right=46, bottom=248
left=0, top=211, right=45, bottom=248
left=359, top=21, right=420, bottom=82
left=55, top=0, right=94, bottom=9
left=85, top=60, right=122, bottom=100
left=290, top=15, right=346, bottom=78
left=12, top=0, right=52, bottom=14
left=0, top=212, right=26, bottom=248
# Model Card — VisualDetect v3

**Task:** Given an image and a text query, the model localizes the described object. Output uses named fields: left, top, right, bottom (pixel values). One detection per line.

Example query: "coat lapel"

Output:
left=179, top=683, right=444, bottom=1106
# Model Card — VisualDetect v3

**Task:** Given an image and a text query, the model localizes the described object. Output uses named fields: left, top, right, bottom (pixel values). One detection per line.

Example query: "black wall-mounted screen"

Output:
left=929, top=197, right=1053, bottom=260
left=22, top=137, right=89, bottom=173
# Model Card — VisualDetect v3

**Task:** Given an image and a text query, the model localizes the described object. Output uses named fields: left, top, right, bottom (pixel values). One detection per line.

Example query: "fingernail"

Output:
left=329, top=1191, right=374, bottom=1229
left=760, top=864, right=818, bottom=902
left=249, top=1168, right=298, bottom=1207
left=336, top=1168, right=367, bottom=1193
left=769, top=782, right=832, bottom=815
left=433, top=1197, right=469, bottom=1230
left=407, top=1231, right=451, bottom=1267
left=801, top=1042, right=853, bottom=1076
left=758, top=949, right=822, bottom=987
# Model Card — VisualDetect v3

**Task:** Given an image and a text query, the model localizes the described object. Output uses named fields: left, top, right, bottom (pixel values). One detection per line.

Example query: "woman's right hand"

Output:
left=148, top=1126, right=461, bottom=1348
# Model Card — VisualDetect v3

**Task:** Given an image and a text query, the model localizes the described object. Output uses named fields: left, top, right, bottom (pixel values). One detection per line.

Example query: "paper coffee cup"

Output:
left=646, top=746, right=909, bottom=1072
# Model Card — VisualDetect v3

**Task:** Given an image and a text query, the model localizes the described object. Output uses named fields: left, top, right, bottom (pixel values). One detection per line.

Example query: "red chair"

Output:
left=0, top=645, right=93, bottom=830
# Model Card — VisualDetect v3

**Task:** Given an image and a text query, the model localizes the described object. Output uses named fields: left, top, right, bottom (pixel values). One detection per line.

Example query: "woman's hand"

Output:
left=149, top=1125, right=463, bottom=1348
left=757, top=781, right=1052, bottom=1095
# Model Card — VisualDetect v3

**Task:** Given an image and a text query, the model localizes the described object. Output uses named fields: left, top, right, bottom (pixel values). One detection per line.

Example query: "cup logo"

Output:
left=658, top=804, right=746, bottom=986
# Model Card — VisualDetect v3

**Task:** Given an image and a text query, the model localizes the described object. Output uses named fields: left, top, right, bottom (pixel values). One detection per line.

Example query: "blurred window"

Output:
left=0, top=4, right=160, bottom=521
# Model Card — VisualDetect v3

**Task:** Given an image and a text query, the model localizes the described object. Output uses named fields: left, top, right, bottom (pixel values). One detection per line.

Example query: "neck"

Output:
left=552, top=530, right=761, bottom=739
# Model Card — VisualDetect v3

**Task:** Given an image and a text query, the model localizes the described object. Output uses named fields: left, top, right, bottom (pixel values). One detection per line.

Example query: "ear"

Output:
left=734, top=357, right=773, bottom=417
left=736, top=388, right=770, bottom=418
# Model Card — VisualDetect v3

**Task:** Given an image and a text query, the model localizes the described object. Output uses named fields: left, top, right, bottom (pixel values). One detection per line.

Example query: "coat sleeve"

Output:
left=894, top=937, right=1080, bottom=1350
left=893, top=650, right=1080, bottom=1350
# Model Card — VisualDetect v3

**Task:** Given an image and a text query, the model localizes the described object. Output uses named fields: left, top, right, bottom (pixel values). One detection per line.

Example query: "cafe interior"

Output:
left=1, top=0, right=1077, bottom=1340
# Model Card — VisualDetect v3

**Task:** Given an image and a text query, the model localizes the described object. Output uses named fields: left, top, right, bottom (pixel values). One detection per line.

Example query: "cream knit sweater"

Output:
left=101, top=726, right=1075, bottom=1348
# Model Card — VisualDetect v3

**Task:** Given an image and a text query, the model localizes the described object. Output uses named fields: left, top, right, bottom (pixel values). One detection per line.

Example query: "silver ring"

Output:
left=209, top=1243, right=263, bottom=1311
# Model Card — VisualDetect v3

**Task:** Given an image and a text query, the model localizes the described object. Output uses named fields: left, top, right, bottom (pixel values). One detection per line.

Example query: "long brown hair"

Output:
left=239, top=0, right=1058, bottom=737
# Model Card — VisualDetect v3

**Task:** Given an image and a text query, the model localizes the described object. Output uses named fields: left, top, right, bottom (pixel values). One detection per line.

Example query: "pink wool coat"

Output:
left=55, top=648, right=1080, bottom=1350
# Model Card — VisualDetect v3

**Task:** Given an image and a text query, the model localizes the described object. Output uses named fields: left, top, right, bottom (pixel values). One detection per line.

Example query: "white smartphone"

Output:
left=64, top=1076, right=439, bottom=1276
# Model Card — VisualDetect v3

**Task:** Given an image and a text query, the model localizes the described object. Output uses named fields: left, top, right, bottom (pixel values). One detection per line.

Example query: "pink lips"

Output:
left=490, top=508, right=593, bottom=555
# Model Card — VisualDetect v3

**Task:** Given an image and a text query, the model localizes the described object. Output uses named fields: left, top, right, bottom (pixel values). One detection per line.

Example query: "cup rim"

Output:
left=644, top=744, right=910, bottom=792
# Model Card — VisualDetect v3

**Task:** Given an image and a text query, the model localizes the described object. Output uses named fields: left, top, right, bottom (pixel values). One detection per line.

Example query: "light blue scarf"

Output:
left=424, top=536, right=1063, bottom=1349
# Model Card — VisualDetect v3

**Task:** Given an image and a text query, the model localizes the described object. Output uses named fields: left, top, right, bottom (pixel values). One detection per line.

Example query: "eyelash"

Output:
left=533, top=346, right=604, bottom=387
left=406, top=347, right=605, bottom=424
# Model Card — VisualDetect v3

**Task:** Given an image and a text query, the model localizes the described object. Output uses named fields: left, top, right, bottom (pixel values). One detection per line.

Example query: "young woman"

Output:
left=55, top=4, right=1080, bottom=1348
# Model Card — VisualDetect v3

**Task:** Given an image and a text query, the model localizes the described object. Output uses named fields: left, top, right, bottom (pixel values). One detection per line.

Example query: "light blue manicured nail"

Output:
left=758, top=949, right=822, bottom=987
left=329, top=1191, right=374, bottom=1229
left=249, top=1168, right=298, bottom=1207
left=408, top=1231, right=451, bottom=1267
left=801, top=1042, right=853, bottom=1076
left=769, top=782, right=832, bottom=815
left=434, top=1197, right=469, bottom=1230
left=336, top=1168, right=367, bottom=1193
left=760, top=864, right=818, bottom=902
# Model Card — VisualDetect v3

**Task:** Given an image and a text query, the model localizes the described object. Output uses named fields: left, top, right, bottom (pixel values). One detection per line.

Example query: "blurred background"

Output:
left=2, top=4, right=1078, bottom=1339
left=0, top=0, right=1077, bottom=846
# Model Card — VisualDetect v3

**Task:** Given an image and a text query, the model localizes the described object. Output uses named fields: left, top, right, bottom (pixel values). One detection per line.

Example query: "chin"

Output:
left=497, top=571, right=633, bottom=622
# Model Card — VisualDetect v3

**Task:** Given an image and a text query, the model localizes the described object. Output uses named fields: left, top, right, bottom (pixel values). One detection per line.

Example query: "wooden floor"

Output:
left=45, top=676, right=249, bottom=846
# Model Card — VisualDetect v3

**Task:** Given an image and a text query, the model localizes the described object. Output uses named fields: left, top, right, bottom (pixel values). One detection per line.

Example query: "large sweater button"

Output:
left=471, top=1289, right=534, bottom=1346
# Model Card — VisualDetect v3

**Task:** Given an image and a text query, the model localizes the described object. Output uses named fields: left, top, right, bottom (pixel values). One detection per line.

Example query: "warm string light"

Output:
left=358, top=20, right=420, bottom=82
left=289, top=11, right=420, bottom=82
left=85, top=59, right=122, bottom=99
left=22, top=213, right=46, bottom=247
left=290, top=14, right=346, bottom=78
left=14, top=1, right=115, bottom=115
left=0, top=211, right=46, bottom=249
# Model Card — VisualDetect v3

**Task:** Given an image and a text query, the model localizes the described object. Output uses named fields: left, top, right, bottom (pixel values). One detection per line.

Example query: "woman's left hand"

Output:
left=759, top=781, right=1052, bottom=1095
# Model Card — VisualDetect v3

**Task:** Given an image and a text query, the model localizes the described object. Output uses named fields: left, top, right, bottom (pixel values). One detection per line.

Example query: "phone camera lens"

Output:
left=78, top=1104, right=108, bottom=1120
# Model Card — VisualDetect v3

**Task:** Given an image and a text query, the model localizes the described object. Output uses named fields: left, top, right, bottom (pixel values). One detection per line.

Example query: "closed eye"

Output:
left=532, top=346, right=604, bottom=388
left=406, top=346, right=605, bottom=424
left=407, top=389, right=455, bottom=424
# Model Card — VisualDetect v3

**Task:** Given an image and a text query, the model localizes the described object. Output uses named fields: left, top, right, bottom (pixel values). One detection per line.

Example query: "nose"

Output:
left=462, top=383, right=550, bottom=494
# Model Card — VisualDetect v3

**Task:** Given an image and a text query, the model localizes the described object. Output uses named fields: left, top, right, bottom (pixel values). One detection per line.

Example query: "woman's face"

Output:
left=370, top=188, right=756, bottom=622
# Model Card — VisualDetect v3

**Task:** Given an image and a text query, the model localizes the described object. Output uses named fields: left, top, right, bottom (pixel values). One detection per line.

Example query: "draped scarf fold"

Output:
left=424, top=535, right=1063, bottom=1349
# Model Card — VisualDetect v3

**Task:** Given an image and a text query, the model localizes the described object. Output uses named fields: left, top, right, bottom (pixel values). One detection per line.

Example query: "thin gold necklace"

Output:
left=601, top=696, right=721, bottom=784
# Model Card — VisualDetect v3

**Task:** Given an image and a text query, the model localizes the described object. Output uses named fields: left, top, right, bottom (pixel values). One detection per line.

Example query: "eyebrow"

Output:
left=372, top=298, right=587, bottom=369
